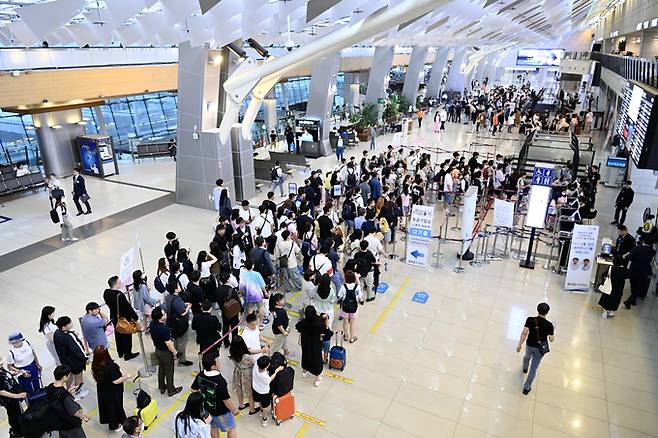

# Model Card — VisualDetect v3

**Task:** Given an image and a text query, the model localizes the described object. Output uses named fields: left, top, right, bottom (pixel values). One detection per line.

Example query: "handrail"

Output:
left=591, top=52, right=658, bottom=89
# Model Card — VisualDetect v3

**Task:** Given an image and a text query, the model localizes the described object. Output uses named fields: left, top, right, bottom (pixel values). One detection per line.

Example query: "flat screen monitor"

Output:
left=606, top=157, right=627, bottom=168
left=516, top=49, right=564, bottom=67
left=615, top=80, right=658, bottom=169
left=601, top=243, right=613, bottom=256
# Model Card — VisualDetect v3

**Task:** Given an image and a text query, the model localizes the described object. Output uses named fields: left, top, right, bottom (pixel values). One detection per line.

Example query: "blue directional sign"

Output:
left=531, top=166, right=554, bottom=187
left=410, top=249, right=425, bottom=259
left=412, top=291, right=429, bottom=304
left=376, top=282, right=389, bottom=294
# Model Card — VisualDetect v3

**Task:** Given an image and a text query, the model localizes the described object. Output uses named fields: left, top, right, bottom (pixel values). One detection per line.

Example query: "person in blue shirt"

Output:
left=369, top=174, right=382, bottom=201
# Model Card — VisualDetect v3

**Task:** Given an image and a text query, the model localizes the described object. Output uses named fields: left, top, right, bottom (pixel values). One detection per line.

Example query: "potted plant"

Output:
left=383, top=95, right=400, bottom=124
left=617, top=39, right=626, bottom=53
left=351, top=103, right=378, bottom=141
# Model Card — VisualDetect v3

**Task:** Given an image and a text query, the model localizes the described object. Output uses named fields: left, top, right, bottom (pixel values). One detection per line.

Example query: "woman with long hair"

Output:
left=295, top=305, right=329, bottom=387
left=313, top=274, right=336, bottom=327
left=231, top=234, right=246, bottom=280
left=228, top=336, right=256, bottom=414
left=177, top=248, right=194, bottom=276
left=174, top=392, right=211, bottom=438
left=38, top=306, right=60, bottom=365
left=196, top=250, right=218, bottom=298
left=157, top=257, right=170, bottom=289
left=91, top=345, right=130, bottom=431
left=132, top=270, right=157, bottom=329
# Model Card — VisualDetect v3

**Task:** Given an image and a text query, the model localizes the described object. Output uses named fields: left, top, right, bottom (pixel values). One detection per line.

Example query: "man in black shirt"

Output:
left=191, top=352, right=238, bottom=438
left=515, top=303, right=555, bottom=395
left=103, top=276, right=139, bottom=360
left=149, top=307, right=182, bottom=396
left=613, top=225, right=635, bottom=263
left=317, top=205, right=335, bottom=240
left=353, top=241, right=377, bottom=302
left=192, top=300, right=222, bottom=356
left=270, top=293, right=291, bottom=356
left=611, top=180, right=634, bottom=225
left=164, top=232, right=179, bottom=264
left=186, top=270, right=206, bottom=315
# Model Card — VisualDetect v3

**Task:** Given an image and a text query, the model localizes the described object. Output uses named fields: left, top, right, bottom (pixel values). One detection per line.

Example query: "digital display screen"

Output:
left=606, top=157, right=627, bottom=168
left=525, top=185, right=552, bottom=229
left=516, top=49, right=564, bottom=67
left=616, top=80, right=657, bottom=168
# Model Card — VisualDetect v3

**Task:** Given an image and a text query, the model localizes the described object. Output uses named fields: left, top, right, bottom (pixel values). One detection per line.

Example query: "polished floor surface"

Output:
left=1, top=119, right=657, bottom=438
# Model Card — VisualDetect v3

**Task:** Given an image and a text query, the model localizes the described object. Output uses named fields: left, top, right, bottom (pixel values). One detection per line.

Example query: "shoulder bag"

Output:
left=278, top=243, right=294, bottom=268
left=115, top=292, right=140, bottom=335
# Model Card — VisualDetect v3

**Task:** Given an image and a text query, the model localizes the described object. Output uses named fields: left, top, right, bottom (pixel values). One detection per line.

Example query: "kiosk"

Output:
left=77, top=135, right=119, bottom=178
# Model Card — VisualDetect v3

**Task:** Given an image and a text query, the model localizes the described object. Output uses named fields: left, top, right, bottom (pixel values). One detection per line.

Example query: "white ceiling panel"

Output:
left=17, top=0, right=86, bottom=41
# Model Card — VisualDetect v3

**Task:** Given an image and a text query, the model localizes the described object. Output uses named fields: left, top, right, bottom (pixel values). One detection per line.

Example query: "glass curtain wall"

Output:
left=0, top=110, right=38, bottom=166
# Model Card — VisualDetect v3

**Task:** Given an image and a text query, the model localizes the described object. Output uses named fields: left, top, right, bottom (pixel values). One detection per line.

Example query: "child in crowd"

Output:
left=320, top=313, right=333, bottom=364
left=270, top=294, right=291, bottom=357
left=252, top=356, right=284, bottom=427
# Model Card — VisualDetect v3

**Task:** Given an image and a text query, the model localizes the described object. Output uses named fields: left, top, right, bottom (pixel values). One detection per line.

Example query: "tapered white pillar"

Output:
left=445, top=47, right=466, bottom=93
left=426, top=47, right=450, bottom=98
left=365, top=46, right=395, bottom=104
left=402, top=46, right=428, bottom=105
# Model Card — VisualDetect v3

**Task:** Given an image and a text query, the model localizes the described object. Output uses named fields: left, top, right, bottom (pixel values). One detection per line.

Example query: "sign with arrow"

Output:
left=406, top=204, right=434, bottom=268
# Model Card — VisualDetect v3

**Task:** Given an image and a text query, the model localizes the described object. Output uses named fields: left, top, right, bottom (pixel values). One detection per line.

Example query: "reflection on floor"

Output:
left=1, top=120, right=658, bottom=438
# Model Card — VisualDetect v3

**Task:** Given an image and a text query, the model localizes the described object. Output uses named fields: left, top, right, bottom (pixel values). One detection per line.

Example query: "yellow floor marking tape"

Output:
left=288, top=290, right=302, bottom=304
left=323, top=370, right=353, bottom=385
left=295, top=411, right=326, bottom=427
left=287, top=309, right=300, bottom=318
left=143, top=390, right=193, bottom=435
left=369, top=276, right=411, bottom=334
left=295, top=423, right=310, bottom=437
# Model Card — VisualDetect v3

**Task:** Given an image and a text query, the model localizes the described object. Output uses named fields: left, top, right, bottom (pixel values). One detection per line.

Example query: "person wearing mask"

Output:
left=174, top=392, right=212, bottom=438
left=149, top=307, right=183, bottom=397
left=611, top=181, right=634, bottom=225
left=192, top=300, right=222, bottom=357
left=228, top=336, right=256, bottom=414
left=46, top=365, right=92, bottom=437
left=191, top=351, right=239, bottom=438
left=239, top=260, right=269, bottom=329
left=0, top=355, right=27, bottom=438
left=623, top=237, right=656, bottom=308
left=121, top=416, right=144, bottom=438
left=91, top=345, right=130, bottom=432
left=295, top=306, right=329, bottom=387
left=6, top=332, right=42, bottom=396
left=53, top=317, right=89, bottom=400
left=515, top=302, right=555, bottom=395
left=80, top=302, right=110, bottom=352
left=163, top=281, right=193, bottom=367
left=38, top=305, right=60, bottom=365
left=71, top=166, right=91, bottom=216
left=103, top=276, right=140, bottom=361
left=274, top=230, right=302, bottom=294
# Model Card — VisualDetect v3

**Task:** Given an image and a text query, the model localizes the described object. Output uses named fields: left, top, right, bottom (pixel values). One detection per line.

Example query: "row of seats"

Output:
left=0, top=165, right=46, bottom=196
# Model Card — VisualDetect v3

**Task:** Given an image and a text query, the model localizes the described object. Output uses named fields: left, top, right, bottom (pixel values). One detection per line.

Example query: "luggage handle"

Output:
left=334, top=330, right=343, bottom=348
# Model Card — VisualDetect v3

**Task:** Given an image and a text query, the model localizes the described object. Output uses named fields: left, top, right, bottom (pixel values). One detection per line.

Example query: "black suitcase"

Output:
left=50, top=208, right=60, bottom=224
left=270, top=366, right=294, bottom=397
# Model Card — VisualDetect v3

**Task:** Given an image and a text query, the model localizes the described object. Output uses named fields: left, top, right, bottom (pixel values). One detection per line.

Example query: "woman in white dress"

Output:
left=38, top=306, right=60, bottom=365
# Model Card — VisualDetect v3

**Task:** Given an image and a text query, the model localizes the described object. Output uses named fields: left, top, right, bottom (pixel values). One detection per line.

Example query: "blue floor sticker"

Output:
left=412, top=291, right=429, bottom=304
left=376, top=282, right=389, bottom=294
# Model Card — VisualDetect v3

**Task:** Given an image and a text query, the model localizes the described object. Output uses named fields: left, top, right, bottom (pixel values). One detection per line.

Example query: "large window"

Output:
left=0, top=110, right=38, bottom=166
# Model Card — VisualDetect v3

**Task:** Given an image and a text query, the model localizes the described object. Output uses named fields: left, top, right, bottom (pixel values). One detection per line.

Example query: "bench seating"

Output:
left=0, top=165, right=46, bottom=196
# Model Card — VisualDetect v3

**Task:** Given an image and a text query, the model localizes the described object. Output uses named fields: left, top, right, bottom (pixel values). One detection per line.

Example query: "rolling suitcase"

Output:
left=270, top=365, right=294, bottom=397
left=272, top=391, right=295, bottom=426
left=329, top=331, right=346, bottom=371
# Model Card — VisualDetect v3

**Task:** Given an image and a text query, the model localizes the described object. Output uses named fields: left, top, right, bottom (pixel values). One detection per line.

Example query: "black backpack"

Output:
left=271, top=167, right=279, bottom=181
left=21, top=387, right=79, bottom=438
left=342, top=201, right=356, bottom=221
left=254, top=249, right=274, bottom=278
left=346, top=170, right=357, bottom=186
left=342, top=284, right=359, bottom=313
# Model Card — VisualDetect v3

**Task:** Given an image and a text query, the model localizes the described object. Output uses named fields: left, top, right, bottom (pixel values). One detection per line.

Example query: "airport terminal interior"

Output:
left=2, top=0, right=658, bottom=437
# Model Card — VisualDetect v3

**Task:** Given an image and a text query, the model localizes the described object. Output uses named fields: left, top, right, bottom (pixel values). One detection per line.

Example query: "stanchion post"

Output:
left=482, top=229, right=491, bottom=264
left=543, top=232, right=556, bottom=270
left=432, top=237, right=444, bottom=269
left=491, top=227, right=500, bottom=258
left=469, top=232, right=482, bottom=267
left=503, top=228, right=510, bottom=258
left=137, top=323, right=156, bottom=378
left=454, top=240, right=466, bottom=273
left=451, top=201, right=461, bottom=231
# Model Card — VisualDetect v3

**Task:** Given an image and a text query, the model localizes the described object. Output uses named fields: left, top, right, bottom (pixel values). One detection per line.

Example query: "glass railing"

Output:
left=591, top=52, right=658, bottom=89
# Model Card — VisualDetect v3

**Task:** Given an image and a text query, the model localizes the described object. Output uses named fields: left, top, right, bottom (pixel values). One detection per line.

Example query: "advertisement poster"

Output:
left=461, top=186, right=479, bottom=255
left=493, top=199, right=515, bottom=228
left=406, top=204, right=434, bottom=268
left=565, top=224, right=599, bottom=291
left=119, top=247, right=135, bottom=289
left=78, top=138, right=101, bottom=176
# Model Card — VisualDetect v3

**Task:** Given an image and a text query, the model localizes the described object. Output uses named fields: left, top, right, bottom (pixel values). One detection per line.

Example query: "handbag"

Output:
left=115, top=293, right=140, bottom=335
left=80, top=193, right=90, bottom=202
left=534, top=317, right=550, bottom=356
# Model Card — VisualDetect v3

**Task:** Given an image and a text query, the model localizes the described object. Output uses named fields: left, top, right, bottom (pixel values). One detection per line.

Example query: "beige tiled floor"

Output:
left=1, top=120, right=658, bottom=438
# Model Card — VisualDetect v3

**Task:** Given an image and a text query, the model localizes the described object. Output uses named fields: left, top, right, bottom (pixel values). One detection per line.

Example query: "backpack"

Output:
left=254, top=249, right=274, bottom=278
left=271, top=167, right=279, bottom=182
left=301, top=234, right=316, bottom=258
left=342, top=201, right=356, bottom=221
left=153, top=275, right=166, bottom=293
left=346, top=170, right=357, bottom=186
left=222, top=294, right=241, bottom=320
left=342, top=284, right=358, bottom=313
left=20, top=387, right=79, bottom=438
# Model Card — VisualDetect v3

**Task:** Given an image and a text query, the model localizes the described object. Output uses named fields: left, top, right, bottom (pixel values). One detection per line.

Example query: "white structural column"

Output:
left=445, top=47, right=467, bottom=93
left=365, top=45, right=395, bottom=105
left=426, top=47, right=450, bottom=98
left=175, top=41, right=236, bottom=209
left=306, top=53, right=341, bottom=156
left=483, top=54, right=497, bottom=83
left=401, top=46, right=429, bottom=105
left=263, top=95, right=277, bottom=132
left=478, top=54, right=492, bottom=83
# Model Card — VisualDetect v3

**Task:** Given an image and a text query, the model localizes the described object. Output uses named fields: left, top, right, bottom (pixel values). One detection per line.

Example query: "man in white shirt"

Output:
left=443, top=170, right=454, bottom=210
left=239, top=200, right=253, bottom=224
left=242, top=313, right=270, bottom=361
left=364, top=232, right=386, bottom=261
left=251, top=206, right=273, bottom=239
left=310, top=242, right=334, bottom=277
